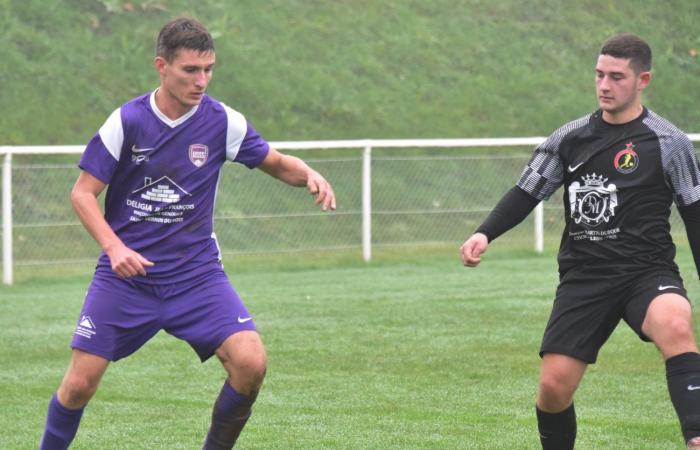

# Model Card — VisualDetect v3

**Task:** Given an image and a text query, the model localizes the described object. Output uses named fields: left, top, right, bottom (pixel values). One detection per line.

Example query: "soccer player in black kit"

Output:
left=461, top=33, right=700, bottom=449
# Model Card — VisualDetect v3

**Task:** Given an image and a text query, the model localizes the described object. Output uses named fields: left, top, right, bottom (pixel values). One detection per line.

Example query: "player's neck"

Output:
left=601, top=103, right=643, bottom=125
left=154, top=88, right=195, bottom=120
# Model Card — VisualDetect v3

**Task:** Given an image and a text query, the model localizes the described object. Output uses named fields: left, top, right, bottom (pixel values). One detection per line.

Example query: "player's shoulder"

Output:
left=643, top=109, right=691, bottom=143
left=124, top=92, right=151, bottom=107
left=208, top=96, right=241, bottom=116
left=211, top=98, right=248, bottom=134
left=540, top=112, right=594, bottom=152
left=118, top=92, right=151, bottom=113
left=553, top=112, right=594, bottom=139
left=110, top=92, right=153, bottom=126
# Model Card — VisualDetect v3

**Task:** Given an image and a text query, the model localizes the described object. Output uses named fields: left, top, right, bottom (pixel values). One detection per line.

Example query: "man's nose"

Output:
left=195, top=71, right=208, bottom=87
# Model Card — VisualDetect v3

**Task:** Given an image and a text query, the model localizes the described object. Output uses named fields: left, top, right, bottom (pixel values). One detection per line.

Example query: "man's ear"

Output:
left=154, top=56, right=167, bottom=75
left=638, top=71, right=652, bottom=91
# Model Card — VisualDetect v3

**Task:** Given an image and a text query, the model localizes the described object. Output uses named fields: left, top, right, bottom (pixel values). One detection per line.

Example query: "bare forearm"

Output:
left=258, top=147, right=336, bottom=211
left=71, top=190, right=123, bottom=253
left=266, top=154, right=314, bottom=187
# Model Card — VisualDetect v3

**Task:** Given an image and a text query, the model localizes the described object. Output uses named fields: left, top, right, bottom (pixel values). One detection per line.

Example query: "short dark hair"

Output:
left=600, top=33, right=652, bottom=73
left=156, top=17, right=214, bottom=61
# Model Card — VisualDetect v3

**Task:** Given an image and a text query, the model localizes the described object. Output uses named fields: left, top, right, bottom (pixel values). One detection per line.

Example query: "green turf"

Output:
left=2, top=246, right=699, bottom=449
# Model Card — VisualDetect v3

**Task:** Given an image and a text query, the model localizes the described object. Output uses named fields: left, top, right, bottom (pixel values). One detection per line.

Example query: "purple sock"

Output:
left=39, top=393, right=85, bottom=450
left=202, top=382, right=255, bottom=450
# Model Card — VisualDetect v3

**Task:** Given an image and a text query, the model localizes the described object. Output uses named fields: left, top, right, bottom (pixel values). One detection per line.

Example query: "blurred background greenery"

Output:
left=2, top=0, right=699, bottom=145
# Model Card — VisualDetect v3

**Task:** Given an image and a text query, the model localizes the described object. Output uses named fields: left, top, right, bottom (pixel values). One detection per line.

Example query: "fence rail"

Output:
left=3, top=135, right=700, bottom=285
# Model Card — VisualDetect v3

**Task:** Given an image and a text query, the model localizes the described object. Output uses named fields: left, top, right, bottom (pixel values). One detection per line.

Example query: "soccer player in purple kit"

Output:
left=39, top=17, right=335, bottom=449
left=461, top=34, right=700, bottom=449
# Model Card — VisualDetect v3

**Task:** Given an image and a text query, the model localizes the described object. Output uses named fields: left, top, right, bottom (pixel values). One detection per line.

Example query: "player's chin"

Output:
left=597, top=101, right=613, bottom=110
left=187, top=93, right=205, bottom=104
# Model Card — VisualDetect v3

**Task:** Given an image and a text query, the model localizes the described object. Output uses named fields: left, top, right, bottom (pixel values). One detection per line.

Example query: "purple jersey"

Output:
left=79, top=91, right=270, bottom=283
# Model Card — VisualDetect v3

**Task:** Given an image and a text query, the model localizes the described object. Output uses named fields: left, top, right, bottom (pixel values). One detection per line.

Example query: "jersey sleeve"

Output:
left=516, top=132, right=565, bottom=201
left=222, top=103, right=270, bottom=169
left=678, top=200, right=700, bottom=279
left=78, top=107, right=123, bottom=184
left=661, top=133, right=700, bottom=207
left=235, top=123, right=270, bottom=168
left=475, top=186, right=540, bottom=242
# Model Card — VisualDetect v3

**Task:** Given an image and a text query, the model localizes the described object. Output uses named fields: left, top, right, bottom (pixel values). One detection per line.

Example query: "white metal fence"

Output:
left=3, top=135, right=700, bottom=285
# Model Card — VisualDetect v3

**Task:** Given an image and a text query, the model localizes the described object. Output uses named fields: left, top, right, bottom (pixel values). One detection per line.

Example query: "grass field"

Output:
left=2, top=246, right=699, bottom=449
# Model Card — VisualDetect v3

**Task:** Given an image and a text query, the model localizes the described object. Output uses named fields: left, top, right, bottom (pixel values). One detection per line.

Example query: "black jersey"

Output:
left=518, top=108, right=700, bottom=274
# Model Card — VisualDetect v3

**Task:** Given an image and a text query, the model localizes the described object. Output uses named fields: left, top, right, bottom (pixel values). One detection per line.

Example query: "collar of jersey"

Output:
left=149, top=89, right=200, bottom=128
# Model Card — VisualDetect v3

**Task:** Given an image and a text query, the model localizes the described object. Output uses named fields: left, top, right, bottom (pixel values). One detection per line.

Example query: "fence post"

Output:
left=534, top=201, right=543, bottom=254
left=2, top=151, right=12, bottom=285
left=362, top=145, right=372, bottom=262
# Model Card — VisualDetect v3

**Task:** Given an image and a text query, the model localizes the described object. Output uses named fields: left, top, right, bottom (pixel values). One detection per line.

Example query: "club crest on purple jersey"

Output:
left=188, top=144, right=209, bottom=167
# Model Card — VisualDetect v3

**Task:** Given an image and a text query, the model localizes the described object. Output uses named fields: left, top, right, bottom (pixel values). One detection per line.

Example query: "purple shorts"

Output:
left=71, top=268, right=257, bottom=362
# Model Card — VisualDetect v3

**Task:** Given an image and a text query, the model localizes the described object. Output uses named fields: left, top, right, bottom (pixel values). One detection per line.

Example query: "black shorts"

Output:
left=540, top=266, right=689, bottom=364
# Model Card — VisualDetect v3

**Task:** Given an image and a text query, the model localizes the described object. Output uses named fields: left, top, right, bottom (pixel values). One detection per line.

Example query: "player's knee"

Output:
left=538, top=374, right=573, bottom=405
left=238, top=352, right=267, bottom=386
left=222, top=345, right=267, bottom=389
left=59, top=374, right=99, bottom=407
left=654, top=316, right=695, bottom=345
left=667, top=316, right=695, bottom=341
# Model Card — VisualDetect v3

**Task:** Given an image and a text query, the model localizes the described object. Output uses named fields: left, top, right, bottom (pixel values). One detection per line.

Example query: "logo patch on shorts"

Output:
left=75, top=315, right=97, bottom=339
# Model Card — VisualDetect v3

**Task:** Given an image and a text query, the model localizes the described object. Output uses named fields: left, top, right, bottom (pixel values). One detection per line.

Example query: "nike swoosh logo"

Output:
left=132, top=145, right=156, bottom=153
left=658, top=285, right=679, bottom=291
left=688, top=385, right=700, bottom=391
left=568, top=162, right=584, bottom=172
left=237, top=316, right=253, bottom=323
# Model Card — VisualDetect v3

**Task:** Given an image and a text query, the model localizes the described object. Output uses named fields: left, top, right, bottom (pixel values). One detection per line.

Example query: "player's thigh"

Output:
left=63, top=349, right=110, bottom=380
left=623, top=270, right=690, bottom=339
left=540, top=275, right=624, bottom=364
left=642, top=294, right=696, bottom=357
left=163, top=271, right=258, bottom=362
left=71, top=271, right=162, bottom=361
left=71, top=273, right=160, bottom=361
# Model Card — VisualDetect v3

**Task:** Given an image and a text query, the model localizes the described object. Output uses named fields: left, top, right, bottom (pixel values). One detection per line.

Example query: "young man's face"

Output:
left=156, top=48, right=215, bottom=110
left=595, top=54, right=650, bottom=118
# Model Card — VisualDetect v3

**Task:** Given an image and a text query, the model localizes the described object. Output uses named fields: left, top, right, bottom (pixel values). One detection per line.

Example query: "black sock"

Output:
left=202, top=382, right=255, bottom=450
left=666, top=352, right=700, bottom=443
left=536, top=403, right=576, bottom=450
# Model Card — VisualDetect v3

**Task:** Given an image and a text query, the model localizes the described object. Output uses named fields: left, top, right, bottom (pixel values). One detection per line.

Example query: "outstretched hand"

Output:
left=460, top=233, right=489, bottom=267
left=307, top=171, right=336, bottom=211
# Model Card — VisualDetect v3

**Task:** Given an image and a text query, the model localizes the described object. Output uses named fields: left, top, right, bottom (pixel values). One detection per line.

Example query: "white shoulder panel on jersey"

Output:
left=517, top=114, right=591, bottom=201
left=645, top=111, right=700, bottom=206
left=221, top=102, right=248, bottom=161
left=98, top=107, right=124, bottom=161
